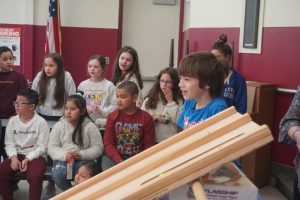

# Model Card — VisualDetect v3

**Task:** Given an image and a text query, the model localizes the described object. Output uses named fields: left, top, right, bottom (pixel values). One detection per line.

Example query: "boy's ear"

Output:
left=132, top=94, right=138, bottom=103
left=30, top=104, right=36, bottom=111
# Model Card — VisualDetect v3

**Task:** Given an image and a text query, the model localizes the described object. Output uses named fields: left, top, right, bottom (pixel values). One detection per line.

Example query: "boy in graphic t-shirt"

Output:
left=101, top=81, right=155, bottom=171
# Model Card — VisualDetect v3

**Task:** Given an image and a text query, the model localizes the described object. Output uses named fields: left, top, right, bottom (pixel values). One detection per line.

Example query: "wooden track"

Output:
left=52, top=107, right=273, bottom=200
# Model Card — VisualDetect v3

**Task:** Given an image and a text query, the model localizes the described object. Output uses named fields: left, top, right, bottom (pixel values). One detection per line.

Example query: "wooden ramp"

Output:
left=52, top=107, right=273, bottom=200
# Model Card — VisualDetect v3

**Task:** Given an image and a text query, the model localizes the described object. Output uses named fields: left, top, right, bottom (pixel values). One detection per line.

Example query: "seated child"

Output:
left=211, top=34, right=247, bottom=114
left=74, top=161, right=102, bottom=185
left=102, top=81, right=155, bottom=171
left=0, top=46, right=28, bottom=160
left=177, top=52, right=228, bottom=130
left=0, top=88, right=50, bottom=200
left=78, top=55, right=117, bottom=122
left=142, top=67, right=183, bottom=143
left=168, top=52, right=228, bottom=199
left=48, top=94, right=103, bottom=191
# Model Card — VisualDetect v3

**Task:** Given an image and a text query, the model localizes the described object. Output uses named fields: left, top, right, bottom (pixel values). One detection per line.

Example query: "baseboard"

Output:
left=271, top=162, right=295, bottom=179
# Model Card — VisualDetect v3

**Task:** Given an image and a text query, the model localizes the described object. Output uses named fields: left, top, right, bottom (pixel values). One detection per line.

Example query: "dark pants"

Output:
left=294, top=175, right=300, bottom=200
left=0, top=155, right=46, bottom=200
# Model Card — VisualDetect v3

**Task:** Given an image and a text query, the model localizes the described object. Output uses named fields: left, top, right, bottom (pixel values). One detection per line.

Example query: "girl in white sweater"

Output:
left=31, top=53, right=76, bottom=120
left=48, top=94, right=103, bottom=191
left=142, top=67, right=183, bottom=143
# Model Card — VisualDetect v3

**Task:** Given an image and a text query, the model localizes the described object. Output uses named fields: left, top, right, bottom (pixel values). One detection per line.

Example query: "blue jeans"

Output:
left=101, top=154, right=131, bottom=171
left=101, top=154, right=117, bottom=171
left=51, top=160, right=87, bottom=191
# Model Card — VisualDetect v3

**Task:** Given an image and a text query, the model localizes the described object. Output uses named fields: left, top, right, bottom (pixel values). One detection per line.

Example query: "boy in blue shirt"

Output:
left=165, top=53, right=233, bottom=200
left=177, top=52, right=228, bottom=130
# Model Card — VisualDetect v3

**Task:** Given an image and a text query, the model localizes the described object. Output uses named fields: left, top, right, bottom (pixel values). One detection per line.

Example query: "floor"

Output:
left=8, top=180, right=288, bottom=200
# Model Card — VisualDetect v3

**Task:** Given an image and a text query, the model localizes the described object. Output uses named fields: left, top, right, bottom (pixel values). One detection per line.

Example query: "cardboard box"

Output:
left=165, top=163, right=258, bottom=200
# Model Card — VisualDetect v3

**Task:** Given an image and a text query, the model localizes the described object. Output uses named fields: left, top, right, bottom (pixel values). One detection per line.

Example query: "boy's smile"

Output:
left=179, top=76, right=202, bottom=100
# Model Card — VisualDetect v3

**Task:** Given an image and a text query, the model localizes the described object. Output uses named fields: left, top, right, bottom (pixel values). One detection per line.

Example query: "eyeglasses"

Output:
left=160, top=80, right=173, bottom=86
left=13, top=101, right=32, bottom=107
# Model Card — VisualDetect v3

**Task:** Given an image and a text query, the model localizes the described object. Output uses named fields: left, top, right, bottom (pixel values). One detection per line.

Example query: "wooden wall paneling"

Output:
left=241, top=82, right=276, bottom=187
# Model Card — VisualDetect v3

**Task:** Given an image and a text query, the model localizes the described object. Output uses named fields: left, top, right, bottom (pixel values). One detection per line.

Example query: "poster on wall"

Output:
left=0, top=28, right=21, bottom=66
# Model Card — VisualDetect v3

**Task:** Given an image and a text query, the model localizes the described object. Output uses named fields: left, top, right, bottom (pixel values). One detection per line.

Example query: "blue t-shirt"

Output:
left=222, top=69, right=247, bottom=114
left=177, top=98, right=227, bottom=130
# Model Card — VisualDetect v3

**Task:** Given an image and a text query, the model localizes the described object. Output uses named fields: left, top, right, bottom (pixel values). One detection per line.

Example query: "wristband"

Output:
left=292, top=128, right=300, bottom=142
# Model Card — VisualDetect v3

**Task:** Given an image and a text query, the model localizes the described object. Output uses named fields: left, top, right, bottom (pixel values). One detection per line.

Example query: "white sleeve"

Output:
left=47, top=122, right=68, bottom=161
left=65, top=72, right=76, bottom=96
left=100, top=83, right=117, bottom=117
left=79, top=123, right=103, bottom=160
left=77, top=81, right=84, bottom=92
left=26, top=120, right=50, bottom=161
left=31, top=72, right=41, bottom=91
left=4, top=119, right=17, bottom=158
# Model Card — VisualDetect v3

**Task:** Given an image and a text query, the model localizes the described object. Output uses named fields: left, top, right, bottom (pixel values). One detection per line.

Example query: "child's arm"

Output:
left=25, top=119, right=50, bottom=161
left=48, top=122, right=68, bottom=161
left=100, top=83, right=117, bottom=117
left=78, top=123, right=103, bottom=160
left=141, top=113, right=155, bottom=150
left=104, top=114, right=122, bottom=163
left=4, top=119, right=22, bottom=170
left=31, top=72, right=41, bottom=91
left=234, top=77, right=247, bottom=114
left=4, top=119, right=17, bottom=158
left=279, top=85, right=300, bottom=145
left=65, top=72, right=76, bottom=96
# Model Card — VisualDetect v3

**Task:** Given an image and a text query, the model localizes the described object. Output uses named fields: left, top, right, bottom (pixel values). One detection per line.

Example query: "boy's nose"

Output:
left=178, top=80, right=183, bottom=87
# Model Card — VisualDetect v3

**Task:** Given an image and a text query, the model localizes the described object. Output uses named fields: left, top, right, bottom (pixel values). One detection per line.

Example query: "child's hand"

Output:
left=10, top=156, right=21, bottom=171
left=65, top=152, right=74, bottom=161
left=162, top=87, right=173, bottom=103
left=94, top=106, right=102, bottom=116
left=73, top=151, right=81, bottom=160
left=20, top=158, right=29, bottom=172
left=152, top=115, right=159, bottom=122
left=87, top=108, right=94, bottom=114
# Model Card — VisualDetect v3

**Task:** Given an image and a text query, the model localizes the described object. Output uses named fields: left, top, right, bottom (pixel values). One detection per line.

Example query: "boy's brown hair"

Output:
left=178, top=52, right=226, bottom=98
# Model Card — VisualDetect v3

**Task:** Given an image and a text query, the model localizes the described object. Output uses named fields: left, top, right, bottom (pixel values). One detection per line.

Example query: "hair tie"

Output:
left=76, top=90, right=84, bottom=96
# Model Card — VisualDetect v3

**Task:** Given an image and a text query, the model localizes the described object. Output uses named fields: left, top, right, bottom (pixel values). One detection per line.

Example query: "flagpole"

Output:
left=57, top=0, right=62, bottom=54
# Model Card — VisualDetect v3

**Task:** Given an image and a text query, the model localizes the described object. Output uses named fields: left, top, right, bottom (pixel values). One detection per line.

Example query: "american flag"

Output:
left=45, top=0, right=61, bottom=54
